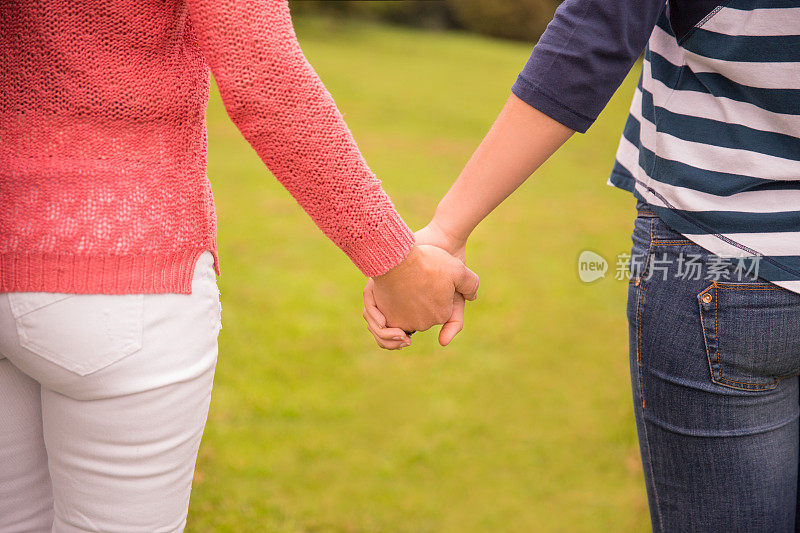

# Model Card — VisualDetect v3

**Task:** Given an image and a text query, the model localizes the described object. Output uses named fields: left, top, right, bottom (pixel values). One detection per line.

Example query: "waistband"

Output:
left=635, top=198, right=658, bottom=217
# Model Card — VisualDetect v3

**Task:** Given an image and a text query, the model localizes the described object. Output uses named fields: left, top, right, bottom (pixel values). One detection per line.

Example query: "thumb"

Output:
left=438, top=294, right=465, bottom=346
left=452, top=262, right=479, bottom=301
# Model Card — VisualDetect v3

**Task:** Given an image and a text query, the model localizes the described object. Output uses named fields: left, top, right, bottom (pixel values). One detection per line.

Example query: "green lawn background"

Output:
left=188, top=16, right=649, bottom=532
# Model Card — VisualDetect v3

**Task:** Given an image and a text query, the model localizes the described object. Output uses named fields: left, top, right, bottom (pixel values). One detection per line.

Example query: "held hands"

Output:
left=363, top=223, right=474, bottom=349
left=362, top=95, right=574, bottom=350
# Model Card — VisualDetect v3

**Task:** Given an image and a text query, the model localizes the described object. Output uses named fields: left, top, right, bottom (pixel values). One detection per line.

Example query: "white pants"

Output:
left=0, top=252, right=221, bottom=532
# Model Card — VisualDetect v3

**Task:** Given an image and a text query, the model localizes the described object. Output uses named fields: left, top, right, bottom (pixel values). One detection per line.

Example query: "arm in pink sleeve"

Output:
left=185, top=0, right=414, bottom=276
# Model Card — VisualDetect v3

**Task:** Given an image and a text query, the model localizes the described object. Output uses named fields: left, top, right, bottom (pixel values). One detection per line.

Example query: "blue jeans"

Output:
left=628, top=199, right=800, bottom=532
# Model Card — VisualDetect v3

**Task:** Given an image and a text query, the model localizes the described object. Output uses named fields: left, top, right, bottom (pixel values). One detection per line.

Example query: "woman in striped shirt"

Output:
left=366, top=1, right=800, bottom=529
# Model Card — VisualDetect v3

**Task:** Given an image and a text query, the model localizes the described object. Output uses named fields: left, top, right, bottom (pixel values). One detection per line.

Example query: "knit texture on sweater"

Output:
left=0, top=0, right=414, bottom=294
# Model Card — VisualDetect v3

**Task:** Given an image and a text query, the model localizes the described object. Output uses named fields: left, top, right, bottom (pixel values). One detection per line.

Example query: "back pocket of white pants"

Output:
left=7, top=292, right=144, bottom=376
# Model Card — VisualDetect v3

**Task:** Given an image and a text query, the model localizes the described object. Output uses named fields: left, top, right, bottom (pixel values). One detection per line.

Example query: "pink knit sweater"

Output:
left=0, top=0, right=415, bottom=294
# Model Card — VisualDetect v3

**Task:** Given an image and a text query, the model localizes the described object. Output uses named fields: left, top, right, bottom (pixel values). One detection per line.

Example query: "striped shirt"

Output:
left=511, top=0, right=800, bottom=294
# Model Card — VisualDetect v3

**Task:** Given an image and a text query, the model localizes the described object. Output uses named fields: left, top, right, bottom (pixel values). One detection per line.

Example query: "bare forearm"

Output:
left=432, top=94, right=574, bottom=244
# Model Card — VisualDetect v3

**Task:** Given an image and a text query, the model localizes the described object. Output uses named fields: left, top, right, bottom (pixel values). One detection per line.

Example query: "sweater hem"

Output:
left=0, top=248, right=217, bottom=295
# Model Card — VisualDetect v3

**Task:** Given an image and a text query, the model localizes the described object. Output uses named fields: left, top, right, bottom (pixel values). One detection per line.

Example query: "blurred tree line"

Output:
left=288, top=1, right=562, bottom=42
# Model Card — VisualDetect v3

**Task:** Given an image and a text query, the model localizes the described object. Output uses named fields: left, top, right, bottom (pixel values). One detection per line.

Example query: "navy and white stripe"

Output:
left=608, top=2, right=800, bottom=294
left=512, top=0, right=800, bottom=293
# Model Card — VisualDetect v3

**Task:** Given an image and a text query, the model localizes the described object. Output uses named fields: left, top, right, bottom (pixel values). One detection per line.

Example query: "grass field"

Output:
left=187, top=16, right=650, bottom=532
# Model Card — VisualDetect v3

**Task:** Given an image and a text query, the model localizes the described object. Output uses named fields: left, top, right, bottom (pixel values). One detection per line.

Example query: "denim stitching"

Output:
left=699, top=283, right=782, bottom=391
left=644, top=216, right=656, bottom=287
left=645, top=214, right=695, bottom=245
left=716, top=286, right=781, bottom=291
left=713, top=284, right=791, bottom=389
left=636, top=274, right=645, bottom=407
left=698, top=286, right=718, bottom=385
left=634, top=216, right=665, bottom=532
left=714, top=374, right=780, bottom=390
left=714, top=283, right=721, bottom=385
left=633, top=216, right=652, bottom=405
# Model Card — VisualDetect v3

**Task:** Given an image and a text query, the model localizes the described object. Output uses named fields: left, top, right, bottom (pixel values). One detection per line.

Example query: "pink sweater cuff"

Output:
left=342, top=210, right=415, bottom=277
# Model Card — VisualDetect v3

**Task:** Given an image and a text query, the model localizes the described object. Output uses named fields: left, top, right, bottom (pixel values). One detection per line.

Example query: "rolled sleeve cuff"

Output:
left=342, top=208, right=416, bottom=277
left=511, top=75, right=593, bottom=134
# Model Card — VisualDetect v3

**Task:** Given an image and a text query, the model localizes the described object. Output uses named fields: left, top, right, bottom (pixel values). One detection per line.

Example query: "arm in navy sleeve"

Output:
left=511, top=0, right=666, bottom=133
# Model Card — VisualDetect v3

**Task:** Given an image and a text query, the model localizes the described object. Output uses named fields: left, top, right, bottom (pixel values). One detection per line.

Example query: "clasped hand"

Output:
left=362, top=223, right=477, bottom=349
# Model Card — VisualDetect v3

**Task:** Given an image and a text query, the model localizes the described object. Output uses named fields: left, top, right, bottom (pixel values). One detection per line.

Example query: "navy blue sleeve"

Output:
left=511, top=0, right=666, bottom=133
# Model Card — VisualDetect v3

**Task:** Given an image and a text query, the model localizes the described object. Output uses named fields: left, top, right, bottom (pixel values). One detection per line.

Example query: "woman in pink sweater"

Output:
left=0, top=1, right=478, bottom=530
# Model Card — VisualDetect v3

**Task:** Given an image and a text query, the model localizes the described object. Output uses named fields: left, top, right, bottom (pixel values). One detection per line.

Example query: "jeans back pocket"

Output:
left=7, top=292, right=144, bottom=376
left=697, top=282, right=800, bottom=391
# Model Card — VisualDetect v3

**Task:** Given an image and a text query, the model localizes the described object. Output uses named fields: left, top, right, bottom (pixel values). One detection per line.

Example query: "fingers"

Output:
left=363, top=305, right=408, bottom=340
left=364, top=312, right=411, bottom=350
left=438, top=293, right=465, bottom=346
left=363, top=309, right=410, bottom=350
left=362, top=281, right=386, bottom=328
left=363, top=280, right=411, bottom=350
left=453, top=262, right=480, bottom=301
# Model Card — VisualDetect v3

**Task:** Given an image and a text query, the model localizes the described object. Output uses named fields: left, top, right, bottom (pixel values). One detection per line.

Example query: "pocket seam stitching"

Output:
left=12, top=295, right=144, bottom=376
left=7, top=293, right=74, bottom=319
left=716, top=285, right=781, bottom=291
left=698, top=283, right=783, bottom=391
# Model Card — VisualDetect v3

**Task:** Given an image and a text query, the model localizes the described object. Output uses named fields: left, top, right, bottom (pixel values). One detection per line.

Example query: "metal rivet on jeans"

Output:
left=701, top=292, right=713, bottom=304
left=633, top=278, right=641, bottom=286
